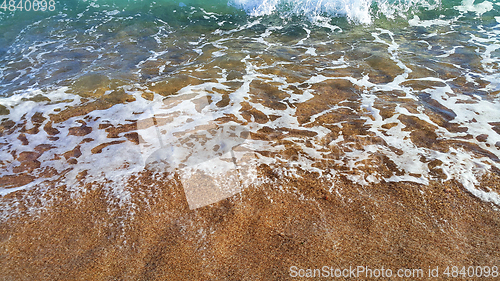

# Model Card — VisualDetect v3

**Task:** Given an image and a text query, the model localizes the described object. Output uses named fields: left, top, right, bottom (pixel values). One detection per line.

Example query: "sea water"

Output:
left=0, top=0, right=499, bottom=213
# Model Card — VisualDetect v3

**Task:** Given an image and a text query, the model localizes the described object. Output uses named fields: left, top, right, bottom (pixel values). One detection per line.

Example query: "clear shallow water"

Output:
left=0, top=0, right=500, bottom=213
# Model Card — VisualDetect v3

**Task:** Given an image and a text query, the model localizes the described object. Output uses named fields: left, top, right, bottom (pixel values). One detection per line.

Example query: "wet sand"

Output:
left=1, top=168, right=499, bottom=280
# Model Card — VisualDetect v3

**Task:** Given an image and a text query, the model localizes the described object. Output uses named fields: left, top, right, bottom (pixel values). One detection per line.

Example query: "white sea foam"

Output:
left=231, top=0, right=373, bottom=23
left=455, top=0, right=494, bottom=16
left=231, top=0, right=444, bottom=24
left=408, top=15, right=452, bottom=27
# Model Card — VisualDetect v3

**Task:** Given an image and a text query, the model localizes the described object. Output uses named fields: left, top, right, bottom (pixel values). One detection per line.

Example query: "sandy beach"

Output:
left=1, top=167, right=499, bottom=280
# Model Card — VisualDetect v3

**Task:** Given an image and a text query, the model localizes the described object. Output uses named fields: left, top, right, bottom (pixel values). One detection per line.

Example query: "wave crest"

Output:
left=230, top=0, right=442, bottom=24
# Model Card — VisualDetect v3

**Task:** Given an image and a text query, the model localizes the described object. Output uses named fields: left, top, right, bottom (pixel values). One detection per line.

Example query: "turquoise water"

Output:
left=0, top=0, right=498, bottom=95
left=1, top=0, right=500, bottom=212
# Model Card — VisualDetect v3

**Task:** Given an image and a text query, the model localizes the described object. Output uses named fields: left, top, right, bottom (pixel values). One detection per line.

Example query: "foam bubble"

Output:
left=455, top=0, right=494, bottom=16
left=408, top=15, right=451, bottom=27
